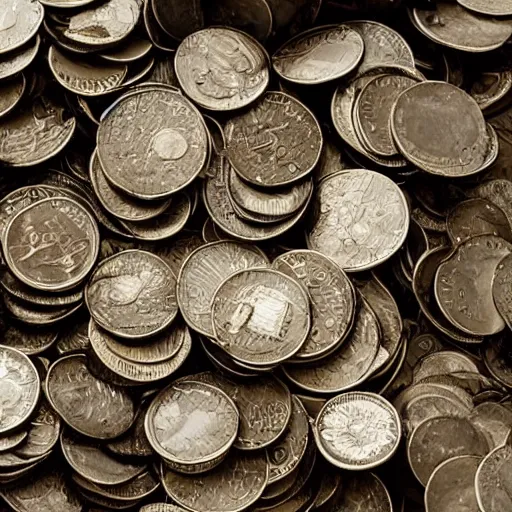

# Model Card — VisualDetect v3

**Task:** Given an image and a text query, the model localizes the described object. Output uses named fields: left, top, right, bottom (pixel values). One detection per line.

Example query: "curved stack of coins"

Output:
left=2, top=0, right=512, bottom=511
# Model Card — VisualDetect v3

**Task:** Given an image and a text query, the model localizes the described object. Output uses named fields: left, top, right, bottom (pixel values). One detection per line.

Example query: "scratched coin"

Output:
left=0, top=36, right=40, bottom=81
left=2, top=323, right=58, bottom=356
left=272, top=25, right=364, bottom=84
left=211, top=268, right=311, bottom=366
left=175, top=27, right=269, bottom=111
left=0, top=74, right=25, bottom=119
left=86, top=250, right=177, bottom=339
left=3, top=197, right=99, bottom=292
left=272, top=250, right=356, bottom=361
left=177, top=241, right=269, bottom=337
left=458, top=0, right=512, bottom=16
left=97, top=88, right=208, bottom=199
left=225, top=91, right=322, bottom=187
left=469, top=402, right=512, bottom=450
left=413, top=351, right=479, bottom=383
left=0, top=0, right=43, bottom=55
left=46, top=354, right=135, bottom=439
left=492, top=253, right=512, bottom=332
left=307, top=169, right=409, bottom=272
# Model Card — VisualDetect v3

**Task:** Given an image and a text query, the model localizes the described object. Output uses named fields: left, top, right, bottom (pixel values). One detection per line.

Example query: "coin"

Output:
left=211, top=268, right=311, bottom=366
left=469, top=402, right=512, bottom=450
left=0, top=36, right=40, bottom=81
left=272, top=249, right=355, bottom=361
left=458, top=0, right=512, bottom=16
left=307, top=169, right=409, bottom=272
left=2, top=323, right=58, bottom=356
left=100, top=37, right=153, bottom=63
left=484, top=334, right=512, bottom=389
left=141, top=505, right=188, bottom=512
left=0, top=431, right=27, bottom=453
left=86, top=250, right=177, bottom=339
left=55, top=319, right=90, bottom=356
left=0, top=74, right=25, bottom=118
left=175, top=27, right=269, bottom=111
left=225, top=91, right=322, bottom=187
left=178, top=241, right=269, bottom=337
left=151, top=0, right=204, bottom=41
left=0, top=0, right=43, bottom=55
left=413, top=351, right=479, bottom=383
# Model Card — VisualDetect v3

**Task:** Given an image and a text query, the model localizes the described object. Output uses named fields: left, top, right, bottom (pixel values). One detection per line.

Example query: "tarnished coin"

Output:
left=469, top=402, right=512, bottom=450
left=55, top=319, right=89, bottom=356
left=145, top=380, right=238, bottom=470
left=161, top=451, right=269, bottom=512
left=3, top=197, right=99, bottom=292
left=141, top=505, right=188, bottom=512
left=315, top=392, right=401, bottom=470
left=0, top=431, right=27, bottom=453
left=175, top=27, right=269, bottom=111
left=225, top=91, right=322, bottom=187
left=435, top=235, right=512, bottom=336
left=0, top=0, right=43, bottom=55
left=307, top=169, right=409, bottom=272
left=470, top=70, right=512, bottom=112
left=2, top=323, right=58, bottom=356
left=178, top=241, right=269, bottom=337
left=272, top=250, right=355, bottom=361
left=0, top=345, right=40, bottom=434
left=273, top=25, right=364, bottom=84
left=407, top=416, right=489, bottom=486
left=86, top=250, right=177, bottom=339
left=484, top=334, right=512, bottom=389
left=211, top=268, right=311, bottom=366
left=100, top=37, right=153, bottom=63
left=425, top=455, right=481, bottom=512
left=413, top=351, right=479, bottom=383
left=458, top=0, right=512, bottom=16
left=97, top=88, right=208, bottom=199
left=0, top=74, right=25, bottom=118
left=151, top=0, right=204, bottom=41
left=40, top=0, right=97, bottom=7
left=46, top=354, right=134, bottom=439
left=492, top=253, right=512, bottom=331
left=0, top=36, right=39, bottom=81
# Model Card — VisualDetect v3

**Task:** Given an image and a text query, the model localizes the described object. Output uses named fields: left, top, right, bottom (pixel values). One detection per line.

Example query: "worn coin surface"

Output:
left=225, top=91, right=322, bottom=187
left=46, top=354, right=135, bottom=439
left=2, top=323, right=58, bottom=356
left=151, top=0, right=204, bottom=41
left=0, top=75, right=25, bottom=118
left=469, top=402, right=512, bottom=450
left=86, top=250, right=177, bottom=339
left=484, top=333, right=512, bottom=389
left=458, top=0, right=512, bottom=16
left=492, top=253, right=512, bottom=331
left=307, top=169, right=409, bottom=272
left=178, top=241, right=268, bottom=337
left=413, top=351, right=479, bottom=383
left=0, top=36, right=40, bottom=81
left=211, top=268, right=311, bottom=366
left=0, top=345, right=40, bottom=435
left=0, top=0, right=43, bottom=55
left=175, top=27, right=269, bottom=111
left=272, top=250, right=355, bottom=360
left=0, top=431, right=27, bottom=453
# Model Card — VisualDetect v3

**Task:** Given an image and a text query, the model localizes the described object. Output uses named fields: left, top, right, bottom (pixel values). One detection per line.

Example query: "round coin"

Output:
left=2, top=323, right=58, bottom=356
left=0, top=0, right=43, bottom=55
left=484, top=334, right=512, bottom=389
left=0, top=74, right=25, bottom=119
left=0, top=36, right=40, bottom=81
left=458, top=0, right=512, bottom=16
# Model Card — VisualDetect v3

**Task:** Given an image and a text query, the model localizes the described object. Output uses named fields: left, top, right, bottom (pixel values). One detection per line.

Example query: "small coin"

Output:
left=0, top=36, right=40, bottom=81
left=0, top=346, right=40, bottom=434
left=86, top=250, right=178, bottom=339
left=100, top=37, right=153, bottom=63
left=0, top=74, right=25, bottom=118
left=140, top=505, right=188, bottom=512
left=0, top=431, right=27, bottom=453
left=2, top=323, right=58, bottom=356
left=483, top=334, right=512, bottom=388
left=307, top=169, right=410, bottom=272
left=211, top=268, right=311, bottom=366
left=0, top=0, right=43, bottom=55
left=46, top=354, right=135, bottom=439
left=40, top=0, right=97, bottom=7
left=413, top=351, right=479, bottom=383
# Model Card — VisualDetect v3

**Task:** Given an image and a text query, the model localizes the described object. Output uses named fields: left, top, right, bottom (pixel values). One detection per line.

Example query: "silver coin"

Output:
left=2, top=323, right=58, bottom=356
left=100, top=37, right=153, bottom=63
left=413, top=351, right=479, bottom=383
left=458, top=0, right=512, bottom=16
left=140, top=505, right=188, bottom=512
left=0, top=0, right=43, bottom=55
left=55, top=319, right=90, bottom=356
left=0, top=74, right=25, bottom=118
left=469, top=402, right=512, bottom=450
left=0, top=431, right=27, bottom=453
left=0, top=36, right=40, bottom=81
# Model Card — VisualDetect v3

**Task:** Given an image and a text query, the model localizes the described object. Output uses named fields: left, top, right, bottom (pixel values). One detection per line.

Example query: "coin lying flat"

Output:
left=86, top=250, right=177, bottom=339
left=46, top=354, right=135, bottom=439
left=211, top=268, right=311, bottom=366
left=0, top=0, right=43, bottom=55
left=315, top=392, right=401, bottom=470
left=307, top=169, right=410, bottom=272
left=458, top=0, right=512, bottom=16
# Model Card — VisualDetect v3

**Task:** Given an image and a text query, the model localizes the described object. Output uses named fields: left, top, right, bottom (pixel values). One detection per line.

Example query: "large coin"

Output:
left=307, top=169, right=409, bottom=272
left=413, top=351, right=479, bottom=383
left=97, top=88, right=208, bottom=199
left=46, top=354, right=135, bottom=439
left=86, top=250, right=178, bottom=339
left=469, top=402, right=512, bottom=450
left=0, top=0, right=43, bottom=55
left=175, top=27, right=269, bottom=111
left=272, top=249, right=355, bottom=361
left=211, top=268, right=311, bottom=366
left=458, top=0, right=512, bottom=16
left=3, top=197, right=99, bottom=292
left=315, top=392, right=401, bottom=470
left=177, top=241, right=269, bottom=337
left=225, top=91, right=322, bottom=187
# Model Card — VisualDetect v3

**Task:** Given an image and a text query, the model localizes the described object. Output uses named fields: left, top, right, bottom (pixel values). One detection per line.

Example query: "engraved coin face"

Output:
left=315, top=392, right=401, bottom=470
left=225, top=91, right=322, bottom=187
left=178, top=241, right=269, bottom=337
left=307, top=170, right=410, bottom=272
left=492, top=253, right=512, bottom=332
left=86, top=250, right=178, bottom=339
left=175, top=27, right=269, bottom=111
left=145, top=380, right=239, bottom=465
left=272, top=250, right=355, bottom=360
left=97, top=88, right=208, bottom=199
left=46, top=354, right=135, bottom=439
left=211, top=268, right=311, bottom=366
left=0, top=74, right=25, bottom=119
left=4, top=197, right=99, bottom=292
left=0, top=346, right=40, bottom=434
left=2, top=323, right=58, bottom=356
left=0, top=0, right=43, bottom=55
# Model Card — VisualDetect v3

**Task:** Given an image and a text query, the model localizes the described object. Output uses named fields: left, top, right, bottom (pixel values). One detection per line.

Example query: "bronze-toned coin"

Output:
left=307, top=169, right=409, bottom=272
left=435, top=235, right=512, bottom=336
left=178, top=241, right=268, bottom=336
left=100, top=37, right=153, bottom=63
left=413, top=351, right=479, bottom=383
left=425, top=455, right=481, bottom=512
left=458, top=0, right=512, bottom=16
left=407, top=416, right=489, bottom=486
left=161, top=451, right=269, bottom=512
left=86, top=250, right=177, bottom=339
left=484, top=334, right=512, bottom=389
left=0, top=36, right=39, bottom=81
left=469, top=402, right=512, bottom=450
left=315, top=392, right=401, bottom=470
left=46, top=354, right=135, bottom=439
left=97, top=88, right=208, bottom=200
left=0, top=0, right=43, bottom=55
left=211, top=268, right=311, bottom=366
left=61, top=430, right=146, bottom=486
left=272, top=250, right=355, bottom=361
left=225, top=91, right=321, bottom=187
left=2, top=323, right=58, bottom=356
left=0, top=74, right=25, bottom=118
left=283, top=296, right=380, bottom=394
left=273, top=25, right=364, bottom=85
left=3, top=197, right=99, bottom=292
left=175, top=27, right=269, bottom=111
left=0, top=431, right=27, bottom=453
left=0, top=346, right=40, bottom=435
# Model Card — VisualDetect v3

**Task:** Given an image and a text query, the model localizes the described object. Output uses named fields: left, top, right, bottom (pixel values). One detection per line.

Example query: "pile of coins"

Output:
left=2, top=0, right=512, bottom=511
